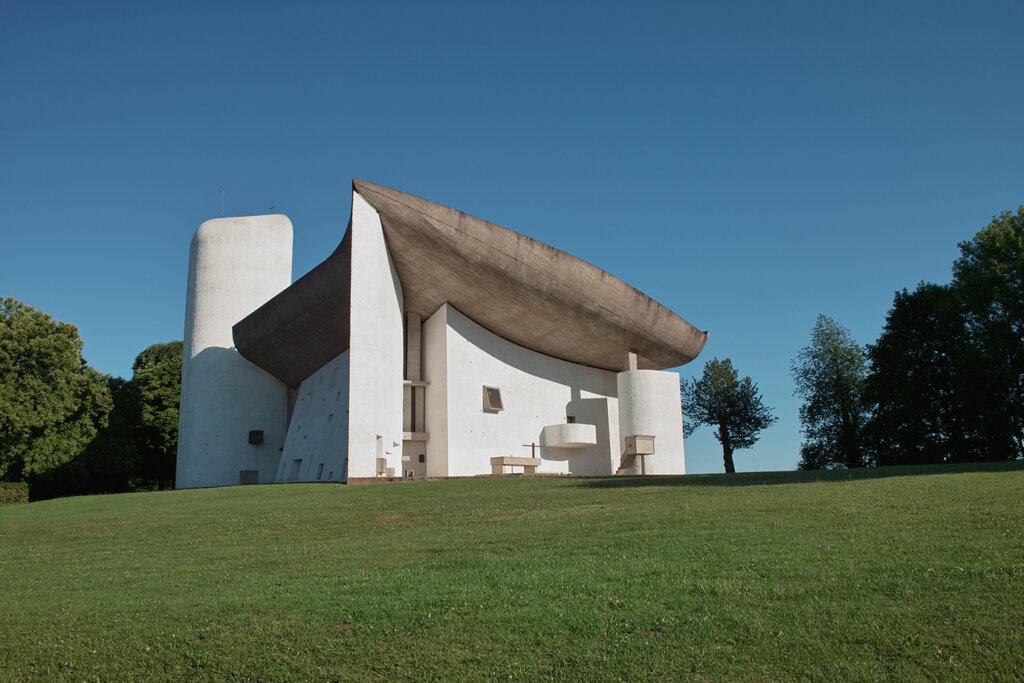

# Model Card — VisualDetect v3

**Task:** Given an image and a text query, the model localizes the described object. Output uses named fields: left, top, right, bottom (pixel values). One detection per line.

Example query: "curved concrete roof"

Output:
left=234, top=179, right=707, bottom=387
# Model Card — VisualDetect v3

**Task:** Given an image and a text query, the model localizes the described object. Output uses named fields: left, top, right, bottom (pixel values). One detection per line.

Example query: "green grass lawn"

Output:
left=1, top=463, right=1022, bottom=681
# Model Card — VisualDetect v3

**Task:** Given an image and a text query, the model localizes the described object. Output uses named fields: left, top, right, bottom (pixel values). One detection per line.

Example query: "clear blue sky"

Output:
left=2, top=1, right=1022, bottom=474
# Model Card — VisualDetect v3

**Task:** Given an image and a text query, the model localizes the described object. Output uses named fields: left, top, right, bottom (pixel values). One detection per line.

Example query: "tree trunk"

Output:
left=723, top=447, right=736, bottom=474
left=720, top=423, right=735, bottom=473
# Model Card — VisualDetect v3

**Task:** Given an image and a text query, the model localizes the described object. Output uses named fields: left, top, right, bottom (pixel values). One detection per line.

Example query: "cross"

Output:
left=522, top=442, right=539, bottom=458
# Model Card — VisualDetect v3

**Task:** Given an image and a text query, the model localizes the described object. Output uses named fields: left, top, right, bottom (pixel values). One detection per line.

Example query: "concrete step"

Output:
left=614, top=452, right=636, bottom=475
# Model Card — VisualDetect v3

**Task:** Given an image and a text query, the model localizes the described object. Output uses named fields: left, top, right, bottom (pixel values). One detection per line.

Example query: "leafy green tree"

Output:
left=864, top=208, right=1024, bottom=465
left=791, top=315, right=869, bottom=469
left=865, top=284, right=992, bottom=464
left=0, top=298, right=111, bottom=481
left=80, top=376, right=144, bottom=493
left=29, top=341, right=182, bottom=499
left=131, top=341, right=182, bottom=489
left=952, top=207, right=1024, bottom=458
left=30, top=377, right=142, bottom=499
left=681, top=357, right=777, bottom=473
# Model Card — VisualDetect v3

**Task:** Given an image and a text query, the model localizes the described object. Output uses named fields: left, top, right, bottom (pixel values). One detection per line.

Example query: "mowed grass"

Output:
left=1, top=464, right=1022, bottom=681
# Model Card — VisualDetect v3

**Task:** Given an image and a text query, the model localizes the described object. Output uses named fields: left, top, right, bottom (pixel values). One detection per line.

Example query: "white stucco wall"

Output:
left=616, top=370, right=686, bottom=474
left=177, top=215, right=292, bottom=488
left=346, top=191, right=405, bottom=478
left=277, top=350, right=349, bottom=483
left=423, top=304, right=621, bottom=476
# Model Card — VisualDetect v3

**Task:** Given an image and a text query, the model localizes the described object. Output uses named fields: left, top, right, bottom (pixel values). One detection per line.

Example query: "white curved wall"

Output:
left=423, top=304, right=620, bottom=476
left=346, top=191, right=405, bottom=478
left=616, top=370, right=686, bottom=474
left=176, top=214, right=292, bottom=488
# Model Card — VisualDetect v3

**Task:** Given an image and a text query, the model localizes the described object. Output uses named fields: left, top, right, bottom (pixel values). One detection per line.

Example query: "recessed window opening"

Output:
left=566, top=415, right=576, bottom=424
left=483, top=386, right=503, bottom=413
left=418, top=453, right=425, bottom=463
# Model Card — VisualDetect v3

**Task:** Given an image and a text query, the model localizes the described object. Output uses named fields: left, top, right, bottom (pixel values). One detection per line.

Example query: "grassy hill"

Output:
left=1, top=463, right=1022, bottom=680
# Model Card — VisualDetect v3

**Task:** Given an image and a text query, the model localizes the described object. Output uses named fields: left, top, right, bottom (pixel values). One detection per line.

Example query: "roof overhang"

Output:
left=233, top=179, right=708, bottom=387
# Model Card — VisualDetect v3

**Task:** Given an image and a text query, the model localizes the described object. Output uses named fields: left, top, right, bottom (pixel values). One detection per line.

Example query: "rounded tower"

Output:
left=616, top=369, right=687, bottom=475
left=176, top=214, right=293, bottom=488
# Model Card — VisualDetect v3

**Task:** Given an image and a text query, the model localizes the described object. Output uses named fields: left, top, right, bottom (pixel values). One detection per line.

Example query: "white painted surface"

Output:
left=176, top=215, right=292, bottom=488
left=540, top=423, right=598, bottom=448
left=616, top=370, right=686, bottom=474
left=277, top=350, right=349, bottom=483
left=346, top=191, right=405, bottom=478
left=423, top=304, right=621, bottom=476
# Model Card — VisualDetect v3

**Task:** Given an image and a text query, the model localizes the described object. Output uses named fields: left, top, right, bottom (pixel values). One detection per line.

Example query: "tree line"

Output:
left=684, top=206, right=1024, bottom=471
left=0, top=297, right=180, bottom=499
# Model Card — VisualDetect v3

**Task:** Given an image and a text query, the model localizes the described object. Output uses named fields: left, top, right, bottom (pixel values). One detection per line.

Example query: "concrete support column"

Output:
left=404, top=312, right=426, bottom=434
left=413, top=385, right=425, bottom=432
left=406, top=312, right=422, bottom=380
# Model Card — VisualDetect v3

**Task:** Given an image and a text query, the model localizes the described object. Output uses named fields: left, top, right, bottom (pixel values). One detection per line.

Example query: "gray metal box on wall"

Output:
left=624, top=434, right=655, bottom=456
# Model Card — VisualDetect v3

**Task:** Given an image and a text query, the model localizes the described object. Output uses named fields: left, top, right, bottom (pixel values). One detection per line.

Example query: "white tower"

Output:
left=616, top=369, right=687, bottom=475
left=176, top=215, right=293, bottom=488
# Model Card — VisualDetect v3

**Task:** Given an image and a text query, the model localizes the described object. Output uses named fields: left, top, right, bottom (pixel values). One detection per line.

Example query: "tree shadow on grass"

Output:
left=572, top=460, right=1024, bottom=489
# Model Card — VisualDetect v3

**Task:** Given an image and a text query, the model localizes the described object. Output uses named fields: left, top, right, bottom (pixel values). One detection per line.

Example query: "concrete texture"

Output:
left=490, top=456, right=541, bottom=475
left=176, top=215, right=292, bottom=489
left=232, top=230, right=352, bottom=389
left=354, top=179, right=708, bottom=372
left=232, top=180, right=708, bottom=389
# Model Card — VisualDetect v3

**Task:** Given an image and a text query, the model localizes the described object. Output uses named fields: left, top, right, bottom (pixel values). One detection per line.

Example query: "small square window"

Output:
left=483, top=386, right=503, bottom=413
left=566, top=415, right=576, bottom=424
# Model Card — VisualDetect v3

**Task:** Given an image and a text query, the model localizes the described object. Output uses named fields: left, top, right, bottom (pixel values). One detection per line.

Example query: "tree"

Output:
left=865, top=283, right=992, bottom=465
left=863, top=208, right=1024, bottom=466
left=952, top=207, right=1024, bottom=458
left=791, top=315, right=869, bottom=469
left=0, top=298, right=111, bottom=481
left=30, top=376, right=142, bottom=499
left=27, top=341, right=182, bottom=500
left=131, top=341, right=182, bottom=489
left=681, top=357, right=777, bottom=473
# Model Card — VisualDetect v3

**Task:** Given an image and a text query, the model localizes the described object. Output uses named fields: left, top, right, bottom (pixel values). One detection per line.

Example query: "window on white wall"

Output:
left=482, top=386, right=503, bottom=413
